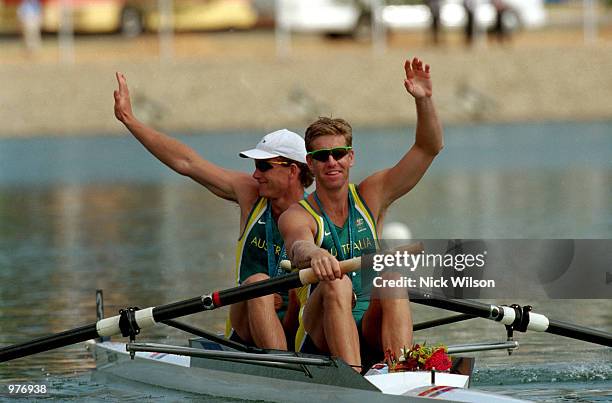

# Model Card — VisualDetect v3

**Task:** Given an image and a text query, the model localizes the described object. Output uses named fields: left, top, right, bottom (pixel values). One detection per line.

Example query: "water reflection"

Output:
left=387, top=169, right=612, bottom=238
left=0, top=183, right=237, bottom=335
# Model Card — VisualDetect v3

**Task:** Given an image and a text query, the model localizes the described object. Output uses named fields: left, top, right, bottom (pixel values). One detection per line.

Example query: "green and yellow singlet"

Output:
left=235, top=197, right=287, bottom=284
left=295, top=184, right=380, bottom=351
left=225, top=197, right=288, bottom=338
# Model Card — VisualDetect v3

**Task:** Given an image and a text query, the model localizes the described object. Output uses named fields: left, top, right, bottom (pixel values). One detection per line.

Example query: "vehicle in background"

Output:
left=0, top=0, right=21, bottom=33
left=383, top=0, right=547, bottom=32
left=121, top=0, right=258, bottom=37
left=0, top=0, right=128, bottom=34
left=251, top=0, right=275, bottom=27
left=276, top=0, right=546, bottom=37
left=0, top=0, right=258, bottom=35
left=42, top=0, right=123, bottom=33
left=276, top=0, right=371, bottom=37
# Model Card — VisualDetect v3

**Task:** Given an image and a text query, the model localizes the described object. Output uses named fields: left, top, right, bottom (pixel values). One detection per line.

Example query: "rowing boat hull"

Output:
left=89, top=341, right=428, bottom=402
left=88, top=339, right=528, bottom=402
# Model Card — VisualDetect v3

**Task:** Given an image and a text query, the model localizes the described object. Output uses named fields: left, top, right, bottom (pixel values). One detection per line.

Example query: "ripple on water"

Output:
left=473, top=362, right=612, bottom=385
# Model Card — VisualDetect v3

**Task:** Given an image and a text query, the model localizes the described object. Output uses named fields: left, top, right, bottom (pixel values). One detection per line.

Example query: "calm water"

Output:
left=1, top=121, right=611, bottom=402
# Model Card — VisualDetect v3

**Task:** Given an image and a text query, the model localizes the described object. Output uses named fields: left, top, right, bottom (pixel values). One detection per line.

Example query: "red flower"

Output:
left=384, top=349, right=395, bottom=363
left=380, top=344, right=451, bottom=373
left=384, top=348, right=397, bottom=370
left=403, top=357, right=419, bottom=370
left=424, top=348, right=452, bottom=371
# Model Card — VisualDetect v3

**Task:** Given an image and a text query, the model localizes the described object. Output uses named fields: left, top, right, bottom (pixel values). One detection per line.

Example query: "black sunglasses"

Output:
left=255, top=159, right=291, bottom=172
left=307, top=146, right=352, bottom=162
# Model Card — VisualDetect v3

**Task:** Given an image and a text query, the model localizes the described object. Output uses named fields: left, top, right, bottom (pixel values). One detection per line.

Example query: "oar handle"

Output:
left=280, top=241, right=425, bottom=284
left=279, top=242, right=425, bottom=274
left=279, top=259, right=293, bottom=271
left=297, top=257, right=362, bottom=285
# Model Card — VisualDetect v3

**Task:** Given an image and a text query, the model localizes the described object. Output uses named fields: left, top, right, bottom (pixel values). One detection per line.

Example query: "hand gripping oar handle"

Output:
left=298, top=257, right=362, bottom=284
left=279, top=257, right=361, bottom=284
left=213, top=242, right=424, bottom=308
left=279, top=242, right=426, bottom=284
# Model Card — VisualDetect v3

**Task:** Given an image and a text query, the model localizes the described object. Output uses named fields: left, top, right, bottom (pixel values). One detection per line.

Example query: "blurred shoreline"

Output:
left=1, top=25, right=612, bottom=138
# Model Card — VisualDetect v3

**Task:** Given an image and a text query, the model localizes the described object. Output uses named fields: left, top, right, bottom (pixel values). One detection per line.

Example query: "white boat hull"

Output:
left=88, top=340, right=529, bottom=402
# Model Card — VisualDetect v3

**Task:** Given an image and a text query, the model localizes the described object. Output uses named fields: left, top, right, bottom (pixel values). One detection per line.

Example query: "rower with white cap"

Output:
left=113, top=72, right=313, bottom=351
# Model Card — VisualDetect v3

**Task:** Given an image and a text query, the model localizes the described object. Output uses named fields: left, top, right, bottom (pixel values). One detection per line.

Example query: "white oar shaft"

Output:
left=96, top=307, right=156, bottom=337
left=497, top=306, right=550, bottom=332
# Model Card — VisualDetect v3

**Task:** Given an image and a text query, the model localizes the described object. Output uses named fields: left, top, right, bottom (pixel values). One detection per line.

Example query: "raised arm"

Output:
left=278, top=204, right=341, bottom=281
left=359, top=57, right=443, bottom=218
left=113, top=72, right=256, bottom=203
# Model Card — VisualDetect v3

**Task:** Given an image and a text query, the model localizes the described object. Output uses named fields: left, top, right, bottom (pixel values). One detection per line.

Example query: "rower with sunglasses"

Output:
left=113, top=72, right=313, bottom=351
left=279, top=57, right=443, bottom=371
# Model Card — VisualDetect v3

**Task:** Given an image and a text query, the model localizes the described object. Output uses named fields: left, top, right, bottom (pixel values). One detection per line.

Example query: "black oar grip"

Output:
left=215, top=272, right=304, bottom=307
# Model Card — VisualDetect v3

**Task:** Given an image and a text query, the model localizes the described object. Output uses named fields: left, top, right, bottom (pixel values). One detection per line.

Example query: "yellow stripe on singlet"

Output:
left=294, top=185, right=380, bottom=351
left=226, top=197, right=268, bottom=338
left=294, top=199, right=326, bottom=351
left=348, top=184, right=380, bottom=249
left=298, top=200, right=324, bottom=246
left=234, top=197, right=268, bottom=285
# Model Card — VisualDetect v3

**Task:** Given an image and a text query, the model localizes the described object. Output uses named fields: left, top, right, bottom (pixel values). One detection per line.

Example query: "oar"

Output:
left=0, top=243, right=423, bottom=363
left=407, top=288, right=612, bottom=347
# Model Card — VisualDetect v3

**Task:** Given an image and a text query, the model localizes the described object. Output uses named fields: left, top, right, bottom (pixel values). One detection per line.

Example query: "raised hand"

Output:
left=113, top=72, right=134, bottom=123
left=403, top=57, right=433, bottom=99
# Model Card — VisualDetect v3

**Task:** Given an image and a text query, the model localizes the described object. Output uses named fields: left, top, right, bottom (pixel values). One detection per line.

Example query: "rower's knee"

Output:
left=230, top=302, right=252, bottom=342
left=379, top=297, right=410, bottom=312
left=243, top=273, right=282, bottom=312
left=243, top=273, right=270, bottom=285
left=375, top=271, right=409, bottom=299
left=320, top=276, right=353, bottom=310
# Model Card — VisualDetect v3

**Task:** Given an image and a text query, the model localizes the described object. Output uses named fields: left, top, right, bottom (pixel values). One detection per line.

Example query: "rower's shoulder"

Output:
left=233, top=172, right=259, bottom=191
left=235, top=177, right=262, bottom=227
left=279, top=202, right=314, bottom=229
left=356, top=172, right=387, bottom=215
left=358, top=170, right=388, bottom=195
left=279, top=202, right=318, bottom=248
left=284, top=201, right=310, bottom=217
left=234, top=175, right=259, bottom=204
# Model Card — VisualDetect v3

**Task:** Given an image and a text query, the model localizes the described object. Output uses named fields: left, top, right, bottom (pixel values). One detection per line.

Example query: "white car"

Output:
left=276, top=0, right=546, bottom=37
left=276, top=0, right=366, bottom=35
left=383, top=0, right=547, bottom=32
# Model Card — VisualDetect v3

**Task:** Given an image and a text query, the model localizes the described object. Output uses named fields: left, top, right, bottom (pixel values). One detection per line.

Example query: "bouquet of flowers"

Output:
left=384, top=343, right=452, bottom=372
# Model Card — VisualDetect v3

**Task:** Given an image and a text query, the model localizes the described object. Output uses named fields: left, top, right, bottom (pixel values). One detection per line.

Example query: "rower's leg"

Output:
left=229, top=273, right=287, bottom=350
left=303, top=275, right=361, bottom=371
left=229, top=301, right=253, bottom=343
left=282, top=289, right=300, bottom=350
left=361, top=271, right=413, bottom=357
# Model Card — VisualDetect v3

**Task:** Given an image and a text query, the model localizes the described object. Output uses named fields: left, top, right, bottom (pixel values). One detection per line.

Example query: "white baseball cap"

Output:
left=239, top=129, right=307, bottom=164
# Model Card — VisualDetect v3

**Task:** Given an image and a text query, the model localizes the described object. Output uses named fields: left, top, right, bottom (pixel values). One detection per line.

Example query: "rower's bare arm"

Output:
left=359, top=58, right=443, bottom=215
left=279, top=205, right=341, bottom=281
left=113, top=72, right=256, bottom=203
left=279, top=204, right=317, bottom=268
